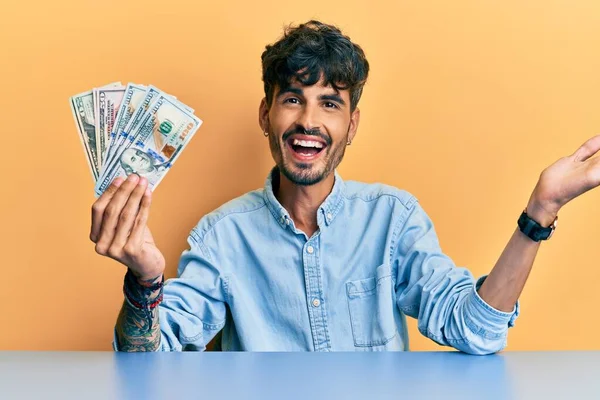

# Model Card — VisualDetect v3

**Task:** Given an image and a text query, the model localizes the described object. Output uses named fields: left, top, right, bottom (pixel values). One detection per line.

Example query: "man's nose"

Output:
left=295, top=102, right=321, bottom=132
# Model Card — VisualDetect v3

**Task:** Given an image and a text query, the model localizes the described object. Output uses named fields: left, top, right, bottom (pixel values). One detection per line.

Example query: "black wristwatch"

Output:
left=517, top=208, right=558, bottom=242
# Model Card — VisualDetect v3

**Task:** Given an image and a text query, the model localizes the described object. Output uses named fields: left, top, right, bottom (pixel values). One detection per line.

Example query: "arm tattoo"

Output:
left=116, top=272, right=163, bottom=352
left=116, top=300, right=161, bottom=352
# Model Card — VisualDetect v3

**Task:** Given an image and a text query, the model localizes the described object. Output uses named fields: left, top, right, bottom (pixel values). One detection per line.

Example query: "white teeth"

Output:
left=292, top=139, right=324, bottom=148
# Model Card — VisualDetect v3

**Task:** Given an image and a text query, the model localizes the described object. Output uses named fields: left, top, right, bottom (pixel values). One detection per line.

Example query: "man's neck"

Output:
left=275, top=171, right=335, bottom=237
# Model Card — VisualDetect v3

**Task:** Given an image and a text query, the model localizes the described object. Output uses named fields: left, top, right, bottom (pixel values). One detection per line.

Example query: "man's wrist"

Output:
left=135, top=274, right=164, bottom=288
left=525, top=196, right=559, bottom=228
left=124, top=269, right=164, bottom=301
left=128, top=268, right=164, bottom=287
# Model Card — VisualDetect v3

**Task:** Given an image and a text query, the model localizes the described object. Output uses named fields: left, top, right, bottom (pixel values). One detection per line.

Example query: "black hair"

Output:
left=261, top=20, right=369, bottom=111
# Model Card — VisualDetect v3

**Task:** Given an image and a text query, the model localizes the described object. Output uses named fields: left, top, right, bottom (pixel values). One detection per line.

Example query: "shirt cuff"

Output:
left=465, top=275, right=519, bottom=335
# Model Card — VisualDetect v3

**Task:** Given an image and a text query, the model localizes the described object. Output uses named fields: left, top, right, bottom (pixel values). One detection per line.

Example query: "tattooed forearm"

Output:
left=116, top=300, right=161, bottom=352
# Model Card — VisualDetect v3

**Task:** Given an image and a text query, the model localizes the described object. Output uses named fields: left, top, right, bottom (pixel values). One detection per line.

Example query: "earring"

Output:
left=347, top=140, right=352, bottom=146
left=263, top=131, right=269, bottom=137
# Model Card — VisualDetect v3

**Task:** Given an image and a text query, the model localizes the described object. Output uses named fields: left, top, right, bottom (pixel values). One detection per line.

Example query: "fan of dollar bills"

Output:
left=70, top=82, right=202, bottom=197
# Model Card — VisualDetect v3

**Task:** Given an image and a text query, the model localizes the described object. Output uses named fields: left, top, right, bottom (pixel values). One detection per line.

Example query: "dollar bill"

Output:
left=100, top=86, right=163, bottom=180
left=104, top=83, right=147, bottom=169
left=92, top=82, right=121, bottom=137
left=70, top=90, right=99, bottom=180
left=94, top=86, right=125, bottom=169
left=94, top=94, right=202, bottom=197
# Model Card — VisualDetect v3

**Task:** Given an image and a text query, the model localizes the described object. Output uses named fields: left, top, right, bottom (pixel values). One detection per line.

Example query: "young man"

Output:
left=91, top=21, right=600, bottom=353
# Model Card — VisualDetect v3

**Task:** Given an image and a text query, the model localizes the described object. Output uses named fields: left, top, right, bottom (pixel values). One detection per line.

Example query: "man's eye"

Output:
left=284, top=98, right=300, bottom=104
left=324, top=102, right=338, bottom=109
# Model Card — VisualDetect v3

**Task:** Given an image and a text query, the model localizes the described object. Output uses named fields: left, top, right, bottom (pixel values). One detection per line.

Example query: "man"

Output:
left=91, top=21, right=600, bottom=353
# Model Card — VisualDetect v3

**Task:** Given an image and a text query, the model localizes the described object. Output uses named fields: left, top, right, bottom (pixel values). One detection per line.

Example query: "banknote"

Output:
left=71, top=82, right=201, bottom=191
left=100, top=86, right=162, bottom=179
left=95, top=86, right=125, bottom=169
left=70, top=90, right=99, bottom=180
left=94, top=94, right=202, bottom=197
left=97, top=85, right=195, bottom=183
left=105, top=83, right=147, bottom=166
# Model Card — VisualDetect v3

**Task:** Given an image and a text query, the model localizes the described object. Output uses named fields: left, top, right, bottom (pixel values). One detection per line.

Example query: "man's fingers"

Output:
left=90, top=177, right=125, bottom=242
left=124, top=189, right=152, bottom=258
left=94, top=174, right=141, bottom=255
left=572, top=134, right=600, bottom=162
left=110, top=178, right=149, bottom=254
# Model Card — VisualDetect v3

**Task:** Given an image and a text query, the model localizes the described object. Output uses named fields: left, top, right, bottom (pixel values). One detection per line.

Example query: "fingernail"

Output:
left=145, top=188, right=151, bottom=196
left=138, top=177, right=147, bottom=186
left=113, top=178, right=124, bottom=187
left=128, top=174, right=139, bottom=182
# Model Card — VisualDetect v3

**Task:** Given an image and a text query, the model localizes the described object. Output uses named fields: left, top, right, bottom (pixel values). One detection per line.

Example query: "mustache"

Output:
left=281, top=125, right=332, bottom=146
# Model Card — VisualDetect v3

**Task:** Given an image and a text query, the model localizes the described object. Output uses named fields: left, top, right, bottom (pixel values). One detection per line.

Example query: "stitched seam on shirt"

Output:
left=179, top=330, right=203, bottom=342
left=398, top=304, right=418, bottom=313
left=191, top=232, right=214, bottom=263
left=446, top=337, right=470, bottom=346
left=348, top=274, right=392, bottom=295
left=314, top=239, right=331, bottom=350
left=343, top=192, right=417, bottom=210
left=303, top=247, right=319, bottom=351
left=178, top=320, right=224, bottom=343
left=389, top=197, right=418, bottom=258
left=189, top=231, right=228, bottom=331
left=353, top=329, right=399, bottom=347
left=328, top=192, right=345, bottom=222
left=418, top=327, right=469, bottom=346
left=203, top=321, right=225, bottom=331
left=389, top=197, right=418, bottom=290
left=464, top=313, right=505, bottom=340
left=194, top=202, right=269, bottom=241
left=263, top=192, right=287, bottom=225
left=222, top=274, right=231, bottom=305
left=472, top=287, right=516, bottom=318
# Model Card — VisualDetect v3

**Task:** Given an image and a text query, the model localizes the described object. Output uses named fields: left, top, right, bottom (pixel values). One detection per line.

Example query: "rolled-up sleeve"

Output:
left=113, top=228, right=227, bottom=352
left=393, top=200, right=519, bottom=355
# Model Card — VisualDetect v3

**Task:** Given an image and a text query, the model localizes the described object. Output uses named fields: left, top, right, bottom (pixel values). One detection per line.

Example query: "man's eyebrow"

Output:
left=319, top=93, right=346, bottom=106
left=276, top=87, right=303, bottom=98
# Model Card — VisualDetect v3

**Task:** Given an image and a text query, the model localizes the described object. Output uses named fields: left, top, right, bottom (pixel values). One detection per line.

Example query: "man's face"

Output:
left=121, top=148, right=152, bottom=173
left=261, top=79, right=360, bottom=186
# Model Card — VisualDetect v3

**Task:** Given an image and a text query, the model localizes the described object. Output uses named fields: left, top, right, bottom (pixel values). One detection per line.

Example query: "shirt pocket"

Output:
left=346, top=264, right=397, bottom=347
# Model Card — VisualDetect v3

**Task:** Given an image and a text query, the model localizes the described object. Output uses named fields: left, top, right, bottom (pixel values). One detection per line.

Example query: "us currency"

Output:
left=100, top=86, right=162, bottom=179
left=92, top=82, right=121, bottom=137
left=70, top=90, right=99, bottom=180
left=104, top=83, right=147, bottom=170
left=94, top=94, right=202, bottom=197
left=94, top=86, right=125, bottom=169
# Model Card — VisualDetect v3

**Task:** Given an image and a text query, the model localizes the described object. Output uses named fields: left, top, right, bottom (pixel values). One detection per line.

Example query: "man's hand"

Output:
left=90, top=173, right=165, bottom=282
left=527, top=134, right=600, bottom=226
left=479, top=135, right=600, bottom=312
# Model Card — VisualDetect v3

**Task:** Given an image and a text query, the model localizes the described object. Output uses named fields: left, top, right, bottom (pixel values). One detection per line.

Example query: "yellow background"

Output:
left=1, top=0, right=599, bottom=351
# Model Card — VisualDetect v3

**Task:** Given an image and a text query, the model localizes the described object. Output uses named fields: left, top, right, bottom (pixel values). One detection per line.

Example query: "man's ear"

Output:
left=258, top=97, right=270, bottom=133
left=348, top=107, right=361, bottom=143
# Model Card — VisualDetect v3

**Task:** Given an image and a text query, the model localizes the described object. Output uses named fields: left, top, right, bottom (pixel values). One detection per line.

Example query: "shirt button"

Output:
left=312, top=298, right=321, bottom=307
left=307, top=246, right=314, bottom=254
left=285, top=218, right=290, bottom=225
left=326, top=212, right=332, bottom=221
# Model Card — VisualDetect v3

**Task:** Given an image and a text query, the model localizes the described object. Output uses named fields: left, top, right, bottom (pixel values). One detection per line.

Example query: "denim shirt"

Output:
left=120, top=168, right=518, bottom=354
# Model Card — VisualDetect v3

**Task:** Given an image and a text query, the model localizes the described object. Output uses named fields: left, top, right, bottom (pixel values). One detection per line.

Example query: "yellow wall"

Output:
left=1, top=0, right=599, bottom=351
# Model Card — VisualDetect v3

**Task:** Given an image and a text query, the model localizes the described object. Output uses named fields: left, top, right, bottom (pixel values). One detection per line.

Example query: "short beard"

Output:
left=269, top=131, right=348, bottom=186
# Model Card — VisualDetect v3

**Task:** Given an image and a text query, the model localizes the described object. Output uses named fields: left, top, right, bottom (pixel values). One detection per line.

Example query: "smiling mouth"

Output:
left=286, top=136, right=327, bottom=160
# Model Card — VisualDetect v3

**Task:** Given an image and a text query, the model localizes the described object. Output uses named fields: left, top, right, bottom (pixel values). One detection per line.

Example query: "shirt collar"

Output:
left=263, top=166, right=346, bottom=229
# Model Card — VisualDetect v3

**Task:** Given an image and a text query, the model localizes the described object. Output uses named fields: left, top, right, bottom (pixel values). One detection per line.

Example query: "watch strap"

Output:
left=517, top=209, right=557, bottom=242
